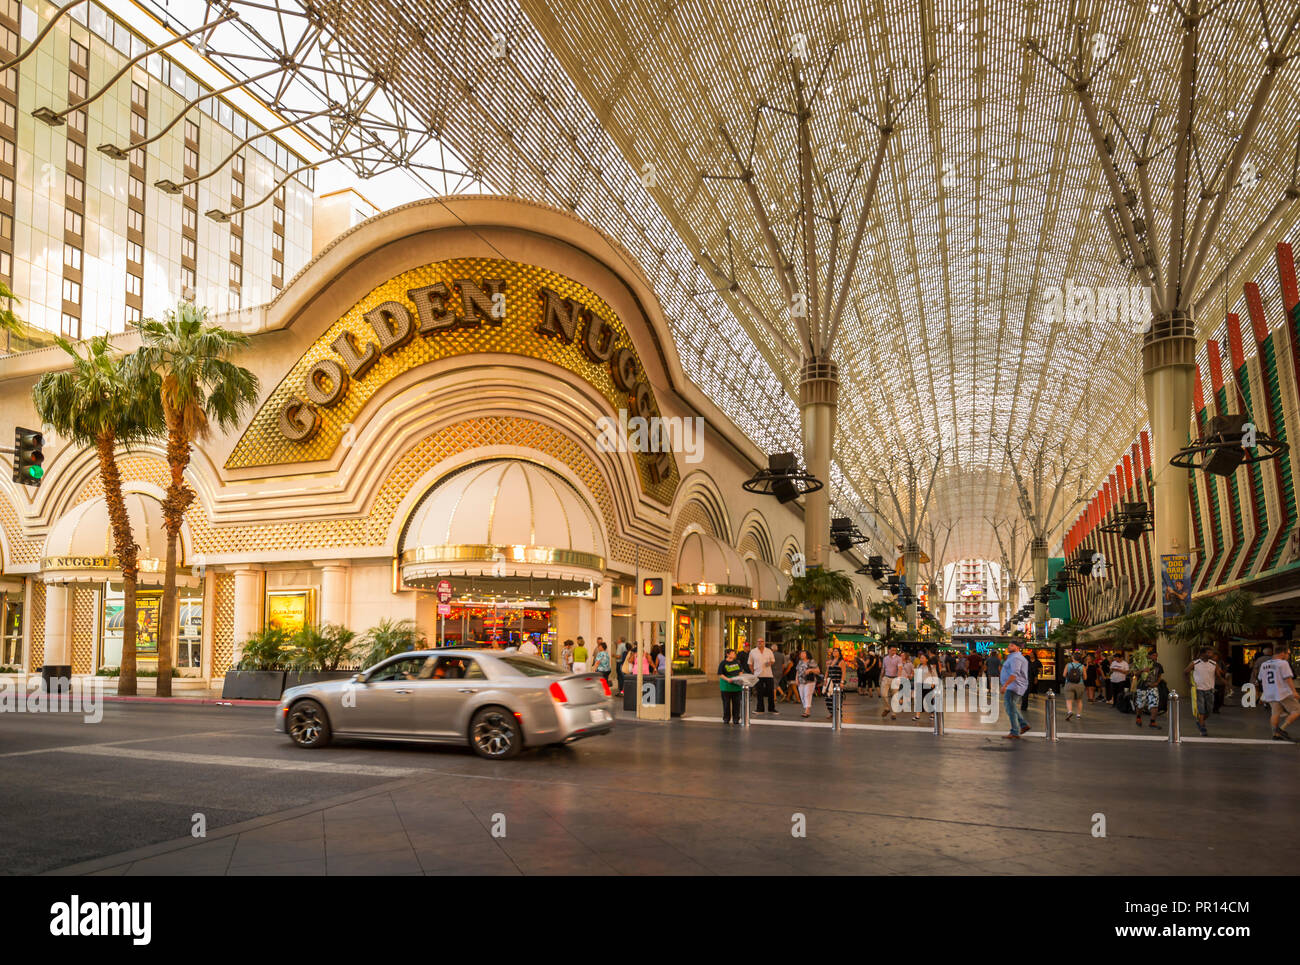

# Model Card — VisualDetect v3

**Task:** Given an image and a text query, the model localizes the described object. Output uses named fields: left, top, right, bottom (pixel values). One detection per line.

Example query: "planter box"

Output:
left=283, top=670, right=356, bottom=690
left=221, top=670, right=286, bottom=700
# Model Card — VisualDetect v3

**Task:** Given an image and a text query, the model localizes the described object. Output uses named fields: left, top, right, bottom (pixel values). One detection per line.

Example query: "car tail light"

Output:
left=548, top=681, right=567, bottom=703
left=599, top=677, right=612, bottom=697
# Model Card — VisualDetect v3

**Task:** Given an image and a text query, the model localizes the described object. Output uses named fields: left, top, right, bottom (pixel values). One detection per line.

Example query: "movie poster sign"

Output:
left=266, top=590, right=313, bottom=635
left=1160, top=554, right=1192, bottom=626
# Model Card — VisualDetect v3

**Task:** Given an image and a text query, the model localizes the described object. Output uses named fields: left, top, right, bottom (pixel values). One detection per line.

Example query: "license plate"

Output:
left=590, top=708, right=611, bottom=723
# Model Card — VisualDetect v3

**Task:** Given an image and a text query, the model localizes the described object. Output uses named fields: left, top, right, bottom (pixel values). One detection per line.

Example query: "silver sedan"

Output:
left=275, top=649, right=615, bottom=759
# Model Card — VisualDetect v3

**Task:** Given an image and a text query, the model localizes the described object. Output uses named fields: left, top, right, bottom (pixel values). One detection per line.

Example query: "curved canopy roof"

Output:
left=149, top=0, right=1300, bottom=561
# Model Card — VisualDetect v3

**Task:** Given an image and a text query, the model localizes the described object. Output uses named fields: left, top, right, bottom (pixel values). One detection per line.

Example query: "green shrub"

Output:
left=358, top=618, right=425, bottom=668
left=0, top=665, right=20, bottom=673
left=95, top=667, right=180, bottom=677
left=286, top=623, right=358, bottom=672
left=236, top=626, right=293, bottom=671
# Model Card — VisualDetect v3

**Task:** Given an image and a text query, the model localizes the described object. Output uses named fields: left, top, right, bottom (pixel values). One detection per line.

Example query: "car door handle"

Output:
left=458, top=688, right=477, bottom=694
left=393, top=689, right=412, bottom=695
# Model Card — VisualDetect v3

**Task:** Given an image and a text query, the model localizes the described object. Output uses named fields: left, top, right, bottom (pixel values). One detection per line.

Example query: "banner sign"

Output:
left=1159, top=554, right=1191, bottom=625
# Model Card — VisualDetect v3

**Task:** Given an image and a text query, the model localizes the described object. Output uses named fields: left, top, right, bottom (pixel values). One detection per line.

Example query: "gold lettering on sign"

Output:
left=332, top=330, right=379, bottom=379
left=279, top=397, right=320, bottom=441
left=366, top=300, right=416, bottom=354
left=610, top=346, right=638, bottom=393
left=537, top=286, right=580, bottom=342
left=581, top=309, right=617, bottom=363
left=304, top=358, right=349, bottom=406
left=455, top=278, right=507, bottom=327
left=408, top=282, right=455, bottom=333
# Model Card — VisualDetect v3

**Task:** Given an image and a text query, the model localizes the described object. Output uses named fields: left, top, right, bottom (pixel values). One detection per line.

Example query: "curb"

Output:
left=102, top=695, right=278, bottom=706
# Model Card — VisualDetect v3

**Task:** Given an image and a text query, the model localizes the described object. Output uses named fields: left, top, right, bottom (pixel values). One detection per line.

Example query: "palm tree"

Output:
left=0, top=282, right=20, bottom=337
left=1051, top=619, right=1087, bottom=651
left=33, top=337, right=161, bottom=695
left=785, top=566, right=855, bottom=662
left=1174, top=589, right=1268, bottom=662
left=868, top=599, right=905, bottom=650
left=133, top=303, right=259, bottom=696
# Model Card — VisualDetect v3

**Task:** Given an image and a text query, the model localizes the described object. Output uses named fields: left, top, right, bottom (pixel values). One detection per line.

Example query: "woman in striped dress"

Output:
left=824, top=648, right=844, bottom=717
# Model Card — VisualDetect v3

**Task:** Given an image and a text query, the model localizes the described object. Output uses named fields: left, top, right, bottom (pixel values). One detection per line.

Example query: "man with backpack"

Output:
left=1062, top=650, right=1086, bottom=721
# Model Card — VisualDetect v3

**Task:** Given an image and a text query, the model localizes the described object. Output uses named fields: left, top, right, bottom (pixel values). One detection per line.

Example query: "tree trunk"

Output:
left=97, top=432, right=139, bottom=696
left=814, top=606, right=825, bottom=666
left=156, top=409, right=195, bottom=698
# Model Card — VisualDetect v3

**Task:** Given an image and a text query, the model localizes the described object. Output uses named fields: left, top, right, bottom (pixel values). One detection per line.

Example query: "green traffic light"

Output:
left=26, top=465, right=42, bottom=479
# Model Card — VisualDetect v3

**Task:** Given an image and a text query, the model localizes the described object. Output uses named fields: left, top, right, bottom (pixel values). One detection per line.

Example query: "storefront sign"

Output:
left=266, top=590, right=313, bottom=635
left=229, top=258, right=678, bottom=498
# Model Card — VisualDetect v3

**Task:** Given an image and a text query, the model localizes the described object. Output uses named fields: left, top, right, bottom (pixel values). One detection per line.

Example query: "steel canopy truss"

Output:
left=26, top=0, right=1300, bottom=563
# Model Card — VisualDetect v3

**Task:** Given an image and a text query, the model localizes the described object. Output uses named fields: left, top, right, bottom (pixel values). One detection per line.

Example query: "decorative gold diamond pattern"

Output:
left=27, top=582, right=44, bottom=671
left=71, top=586, right=97, bottom=674
left=86, top=418, right=670, bottom=572
left=0, top=489, right=41, bottom=567
left=226, top=257, right=678, bottom=506
left=211, top=573, right=235, bottom=678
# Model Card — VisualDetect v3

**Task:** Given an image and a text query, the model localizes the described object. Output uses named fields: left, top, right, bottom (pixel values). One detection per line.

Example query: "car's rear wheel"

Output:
left=287, top=699, right=332, bottom=748
left=470, top=707, right=521, bottom=760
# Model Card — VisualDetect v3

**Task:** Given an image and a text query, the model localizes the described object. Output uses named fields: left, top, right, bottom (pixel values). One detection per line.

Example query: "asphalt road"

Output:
left=0, top=699, right=1295, bottom=875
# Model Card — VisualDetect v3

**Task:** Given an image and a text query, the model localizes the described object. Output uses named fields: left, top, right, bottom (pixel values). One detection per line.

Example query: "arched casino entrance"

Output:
left=396, top=458, right=608, bottom=660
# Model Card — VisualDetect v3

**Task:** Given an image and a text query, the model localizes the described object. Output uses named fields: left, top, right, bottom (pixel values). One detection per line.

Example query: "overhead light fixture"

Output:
left=1171, top=413, right=1287, bottom=477
left=831, top=516, right=869, bottom=552
left=1100, top=501, right=1154, bottom=540
left=742, top=452, right=824, bottom=504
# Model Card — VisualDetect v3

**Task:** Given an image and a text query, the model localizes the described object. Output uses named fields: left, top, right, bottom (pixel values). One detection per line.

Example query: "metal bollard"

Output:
left=832, top=684, right=842, bottom=731
left=740, top=683, right=751, bottom=727
left=1045, top=690, right=1059, bottom=742
left=932, top=705, right=944, bottom=735
left=1168, top=690, right=1181, bottom=744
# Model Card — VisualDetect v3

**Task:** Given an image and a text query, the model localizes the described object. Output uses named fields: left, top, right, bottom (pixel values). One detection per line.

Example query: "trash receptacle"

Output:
left=621, top=675, right=686, bottom=716
left=40, top=664, right=71, bottom=694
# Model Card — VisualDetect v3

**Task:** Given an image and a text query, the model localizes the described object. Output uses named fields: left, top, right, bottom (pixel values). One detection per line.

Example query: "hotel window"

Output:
left=273, top=257, right=283, bottom=279
left=60, top=312, right=78, bottom=337
left=65, top=174, right=84, bottom=202
left=231, top=179, right=243, bottom=201
left=182, top=181, right=196, bottom=202
left=0, top=100, right=13, bottom=129
left=126, top=240, right=142, bottom=264
left=232, top=154, right=244, bottom=175
left=272, top=204, right=283, bottom=225
left=0, top=67, right=14, bottom=90
left=183, top=146, right=198, bottom=169
left=127, top=208, right=143, bottom=233
left=230, top=235, right=242, bottom=257
left=131, top=112, right=146, bottom=137
left=228, top=287, right=240, bottom=309
left=182, top=206, right=196, bottom=231
left=70, top=39, right=88, bottom=68
left=181, top=236, right=195, bottom=260
left=184, top=119, right=199, bottom=142
left=128, top=175, right=144, bottom=201
left=66, top=140, right=85, bottom=167
left=65, top=209, right=83, bottom=234
left=180, top=266, right=195, bottom=292
left=229, top=262, right=241, bottom=285
left=0, top=174, right=10, bottom=203
left=69, top=73, right=87, bottom=100
left=125, top=305, right=141, bottom=323
left=126, top=273, right=142, bottom=297
left=0, top=138, right=11, bottom=165
left=63, top=244, right=81, bottom=270
left=62, top=278, right=80, bottom=303
left=0, top=212, right=10, bottom=240
left=131, top=82, right=147, bottom=108
left=0, top=251, right=10, bottom=276
left=230, top=212, right=242, bottom=229
left=68, top=109, right=86, bottom=134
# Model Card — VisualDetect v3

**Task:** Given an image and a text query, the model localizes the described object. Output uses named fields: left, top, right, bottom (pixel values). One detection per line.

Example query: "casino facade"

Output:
left=0, top=196, right=880, bottom=683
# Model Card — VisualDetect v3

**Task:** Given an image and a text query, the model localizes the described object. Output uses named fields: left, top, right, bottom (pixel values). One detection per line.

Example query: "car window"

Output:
left=498, top=655, right=562, bottom=677
left=427, top=655, right=485, bottom=681
left=367, top=656, right=428, bottom=682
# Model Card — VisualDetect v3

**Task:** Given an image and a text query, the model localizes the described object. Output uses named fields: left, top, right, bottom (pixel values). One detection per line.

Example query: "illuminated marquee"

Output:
left=227, top=258, right=679, bottom=497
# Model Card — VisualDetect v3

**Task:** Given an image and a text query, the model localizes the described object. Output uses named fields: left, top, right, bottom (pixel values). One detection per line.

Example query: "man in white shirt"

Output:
left=1258, top=643, right=1298, bottom=741
left=879, top=646, right=902, bottom=719
left=1108, top=652, right=1130, bottom=705
left=1182, top=648, right=1223, bottom=736
left=749, top=639, right=776, bottom=715
left=518, top=638, right=539, bottom=656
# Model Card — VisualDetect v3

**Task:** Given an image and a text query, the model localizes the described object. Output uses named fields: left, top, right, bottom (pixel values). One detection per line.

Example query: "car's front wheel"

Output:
left=469, top=706, right=521, bottom=760
left=287, top=699, right=332, bottom=748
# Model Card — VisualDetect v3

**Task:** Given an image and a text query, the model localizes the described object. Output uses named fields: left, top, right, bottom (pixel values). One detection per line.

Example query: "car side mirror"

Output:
left=351, top=673, right=365, bottom=685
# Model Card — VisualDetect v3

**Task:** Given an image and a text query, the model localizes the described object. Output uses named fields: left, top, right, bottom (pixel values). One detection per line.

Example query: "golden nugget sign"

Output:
left=229, top=258, right=678, bottom=496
